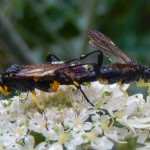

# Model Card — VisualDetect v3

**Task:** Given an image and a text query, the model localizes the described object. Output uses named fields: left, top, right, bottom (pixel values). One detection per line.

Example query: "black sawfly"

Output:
left=2, top=29, right=149, bottom=110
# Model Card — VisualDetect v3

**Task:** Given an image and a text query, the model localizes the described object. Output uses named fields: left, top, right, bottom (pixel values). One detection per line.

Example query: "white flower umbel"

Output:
left=1, top=81, right=150, bottom=149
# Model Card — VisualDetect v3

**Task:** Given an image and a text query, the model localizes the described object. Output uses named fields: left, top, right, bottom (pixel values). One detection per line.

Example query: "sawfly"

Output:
left=1, top=29, right=149, bottom=109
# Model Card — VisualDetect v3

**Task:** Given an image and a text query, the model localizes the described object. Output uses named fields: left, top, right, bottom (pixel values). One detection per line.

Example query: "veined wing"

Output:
left=86, top=30, right=131, bottom=64
left=15, top=63, right=68, bottom=79
left=15, top=63, right=91, bottom=79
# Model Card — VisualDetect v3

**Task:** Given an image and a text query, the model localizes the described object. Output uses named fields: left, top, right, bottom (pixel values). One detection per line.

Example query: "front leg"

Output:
left=65, top=50, right=104, bottom=66
left=47, top=53, right=61, bottom=63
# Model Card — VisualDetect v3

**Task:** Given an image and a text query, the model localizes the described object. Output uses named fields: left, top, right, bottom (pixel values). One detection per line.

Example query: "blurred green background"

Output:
left=0, top=0, right=150, bottom=68
left=0, top=0, right=150, bottom=149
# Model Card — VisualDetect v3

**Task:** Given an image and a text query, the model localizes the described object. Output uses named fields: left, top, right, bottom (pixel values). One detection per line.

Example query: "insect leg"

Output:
left=0, top=85, right=11, bottom=95
left=50, top=80, right=60, bottom=92
left=67, top=75, right=94, bottom=107
left=65, top=50, right=103, bottom=65
left=79, top=50, right=103, bottom=66
left=116, top=82, right=128, bottom=110
left=30, top=90, right=44, bottom=110
left=97, top=50, right=103, bottom=67
left=47, top=53, right=61, bottom=63
left=136, top=79, right=150, bottom=96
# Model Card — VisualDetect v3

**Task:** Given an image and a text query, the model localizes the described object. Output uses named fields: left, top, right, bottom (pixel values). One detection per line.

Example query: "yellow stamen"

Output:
left=101, top=120, right=110, bottom=131
left=114, top=110, right=124, bottom=118
left=87, top=132, right=97, bottom=142
left=58, top=133, right=69, bottom=144
left=73, top=118, right=81, bottom=126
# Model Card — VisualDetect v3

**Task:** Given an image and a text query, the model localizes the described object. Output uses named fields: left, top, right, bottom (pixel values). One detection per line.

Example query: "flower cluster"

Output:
left=0, top=81, right=150, bottom=150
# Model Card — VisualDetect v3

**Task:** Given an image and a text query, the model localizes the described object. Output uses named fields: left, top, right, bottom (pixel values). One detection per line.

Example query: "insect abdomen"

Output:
left=99, top=66, right=142, bottom=84
left=99, top=67, right=123, bottom=84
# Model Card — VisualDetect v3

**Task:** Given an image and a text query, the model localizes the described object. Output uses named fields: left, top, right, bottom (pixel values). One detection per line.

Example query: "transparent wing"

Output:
left=15, top=64, right=67, bottom=78
left=86, top=30, right=131, bottom=64
left=16, top=63, right=91, bottom=79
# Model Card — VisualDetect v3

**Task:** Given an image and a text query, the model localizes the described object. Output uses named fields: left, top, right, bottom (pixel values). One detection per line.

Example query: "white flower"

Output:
left=91, top=136, right=114, bottom=150
left=70, top=131, right=88, bottom=145
left=117, top=116, right=150, bottom=134
left=64, top=108, right=92, bottom=131
left=0, top=130, right=16, bottom=149
left=29, top=112, right=47, bottom=134
left=91, top=114, right=103, bottom=134
left=136, top=142, right=150, bottom=150
left=0, top=117, right=28, bottom=147
left=47, top=123, right=78, bottom=150
left=1, top=78, right=150, bottom=149
left=70, top=129, right=114, bottom=150
left=48, top=143, right=63, bottom=150
left=137, top=130, right=149, bottom=144
left=111, top=83, right=129, bottom=98
left=104, top=127, right=129, bottom=143
left=14, top=135, right=47, bottom=150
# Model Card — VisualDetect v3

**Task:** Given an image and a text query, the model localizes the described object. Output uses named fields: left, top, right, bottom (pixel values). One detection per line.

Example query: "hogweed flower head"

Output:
left=0, top=81, right=150, bottom=149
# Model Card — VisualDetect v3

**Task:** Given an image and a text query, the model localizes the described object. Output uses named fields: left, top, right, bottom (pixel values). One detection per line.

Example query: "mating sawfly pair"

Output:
left=0, top=30, right=150, bottom=108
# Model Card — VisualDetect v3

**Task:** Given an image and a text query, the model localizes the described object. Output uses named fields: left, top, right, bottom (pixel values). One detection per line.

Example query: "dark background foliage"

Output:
left=0, top=0, right=150, bottom=69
